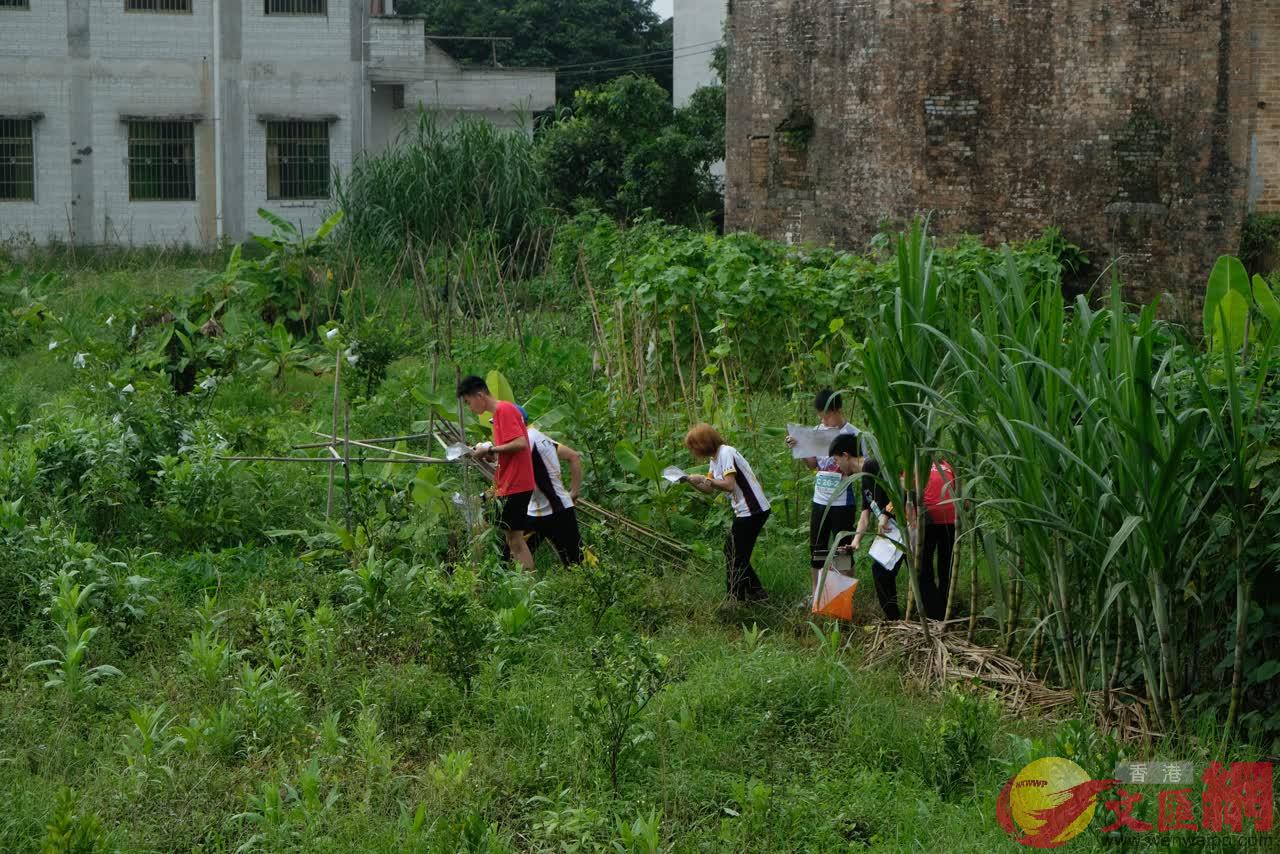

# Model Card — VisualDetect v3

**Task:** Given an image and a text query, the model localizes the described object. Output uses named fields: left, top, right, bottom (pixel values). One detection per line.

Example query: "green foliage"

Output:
left=336, top=112, right=551, bottom=268
left=397, top=0, right=670, bottom=103
left=920, top=685, right=1001, bottom=798
left=539, top=76, right=722, bottom=225
left=41, top=788, right=109, bottom=854
left=1240, top=212, right=1280, bottom=274
left=575, top=632, right=673, bottom=790
left=421, top=567, right=493, bottom=692
left=25, top=571, right=123, bottom=699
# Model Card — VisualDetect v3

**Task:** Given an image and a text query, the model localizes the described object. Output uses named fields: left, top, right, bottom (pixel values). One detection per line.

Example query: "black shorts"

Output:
left=810, top=501, right=858, bottom=568
left=497, top=491, right=533, bottom=532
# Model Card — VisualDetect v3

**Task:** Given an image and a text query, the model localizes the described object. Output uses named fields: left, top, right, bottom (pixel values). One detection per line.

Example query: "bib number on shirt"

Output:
left=815, top=471, right=843, bottom=492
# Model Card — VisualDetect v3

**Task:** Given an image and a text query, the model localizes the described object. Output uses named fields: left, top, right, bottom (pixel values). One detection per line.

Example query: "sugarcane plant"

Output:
left=26, top=571, right=123, bottom=698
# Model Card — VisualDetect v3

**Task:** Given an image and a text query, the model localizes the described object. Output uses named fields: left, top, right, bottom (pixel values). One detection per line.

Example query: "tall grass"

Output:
left=854, top=226, right=1280, bottom=741
left=334, top=110, right=552, bottom=273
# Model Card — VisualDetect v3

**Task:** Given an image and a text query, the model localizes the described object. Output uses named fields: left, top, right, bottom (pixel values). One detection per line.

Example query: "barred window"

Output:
left=128, top=121, right=195, bottom=201
left=266, top=121, right=330, bottom=200
left=0, top=119, right=34, bottom=201
left=125, top=0, right=192, bottom=11
left=265, top=0, right=325, bottom=14
left=0, top=1, right=31, bottom=9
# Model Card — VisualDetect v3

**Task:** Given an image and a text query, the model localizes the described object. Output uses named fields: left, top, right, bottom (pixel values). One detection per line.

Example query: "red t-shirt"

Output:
left=923, top=460, right=957, bottom=524
left=492, top=400, right=535, bottom=496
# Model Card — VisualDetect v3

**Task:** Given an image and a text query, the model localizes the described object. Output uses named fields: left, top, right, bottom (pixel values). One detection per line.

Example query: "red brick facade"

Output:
left=725, top=0, right=1279, bottom=315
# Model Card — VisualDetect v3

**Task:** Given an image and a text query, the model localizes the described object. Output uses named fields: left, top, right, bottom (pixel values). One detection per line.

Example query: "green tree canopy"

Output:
left=537, top=75, right=723, bottom=226
left=396, top=0, right=672, bottom=102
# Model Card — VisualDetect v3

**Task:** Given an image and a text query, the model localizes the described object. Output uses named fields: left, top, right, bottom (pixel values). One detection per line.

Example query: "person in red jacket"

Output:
left=457, top=375, right=536, bottom=571
left=919, top=460, right=958, bottom=620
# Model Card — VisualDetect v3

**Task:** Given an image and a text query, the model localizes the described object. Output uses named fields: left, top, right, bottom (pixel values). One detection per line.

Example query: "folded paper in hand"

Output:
left=661, top=465, right=687, bottom=484
left=787, top=423, right=840, bottom=459
left=445, top=443, right=470, bottom=461
left=869, top=534, right=905, bottom=570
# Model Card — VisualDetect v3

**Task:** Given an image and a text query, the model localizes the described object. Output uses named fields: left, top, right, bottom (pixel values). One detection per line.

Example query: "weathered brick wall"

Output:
left=1253, top=1, right=1280, bottom=213
left=725, top=0, right=1274, bottom=314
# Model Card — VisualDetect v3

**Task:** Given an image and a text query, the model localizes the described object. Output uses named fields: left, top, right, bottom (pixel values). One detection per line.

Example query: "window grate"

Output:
left=0, top=1, right=31, bottom=9
left=0, top=119, right=35, bottom=201
left=125, top=0, right=191, bottom=11
left=266, top=121, right=330, bottom=200
left=265, top=0, right=326, bottom=14
left=128, top=121, right=195, bottom=201
left=390, top=85, right=405, bottom=110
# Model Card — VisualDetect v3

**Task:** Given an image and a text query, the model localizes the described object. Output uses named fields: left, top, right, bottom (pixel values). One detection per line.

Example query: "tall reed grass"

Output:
left=334, top=110, right=552, bottom=274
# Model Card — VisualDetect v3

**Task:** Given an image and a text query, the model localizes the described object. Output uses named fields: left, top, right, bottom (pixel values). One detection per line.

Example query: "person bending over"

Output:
left=457, top=375, right=536, bottom=571
left=526, top=426, right=584, bottom=566
left=828, top=433, right=901, bottom=620
left=684, top=423, right=770, bottom=602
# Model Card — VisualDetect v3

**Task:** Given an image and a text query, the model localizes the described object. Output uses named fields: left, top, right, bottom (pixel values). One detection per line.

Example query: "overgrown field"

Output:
left=0, top=214, right=1276, bottom=852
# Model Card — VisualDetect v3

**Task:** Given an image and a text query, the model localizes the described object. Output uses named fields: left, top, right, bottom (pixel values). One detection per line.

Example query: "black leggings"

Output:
left=725, top=511, right=770, bottom=600
left=872, top=560, right=901, bottom=621
left=919, top=522, right=955, bottom=620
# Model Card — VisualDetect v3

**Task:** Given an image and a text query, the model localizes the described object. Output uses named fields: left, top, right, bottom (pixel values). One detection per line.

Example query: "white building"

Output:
left=0, top=1, right=555, bottom=247
left=673, top=0, right=725, bottom=177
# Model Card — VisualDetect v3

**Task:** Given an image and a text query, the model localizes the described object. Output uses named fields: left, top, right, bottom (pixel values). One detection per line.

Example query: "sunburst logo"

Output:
left=996, top=757, right=1117, bottom=848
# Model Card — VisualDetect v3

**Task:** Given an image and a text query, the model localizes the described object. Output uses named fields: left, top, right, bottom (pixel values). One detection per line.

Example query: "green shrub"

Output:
left=920, top=684, right=1001, bottom=798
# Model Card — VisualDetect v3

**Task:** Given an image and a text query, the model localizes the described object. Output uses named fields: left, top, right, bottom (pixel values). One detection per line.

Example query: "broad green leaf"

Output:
left=1252, top=274, right=1280, bottom=324
left=257, top=208, right=299, bottom=236
left=1204, top=255, right=1249, bottom=348
left=312, top=210, right=344, bottom=242
left=1100, top=515, right=1143, bottom=574
left=485, top=369, right=515, bottom=403
left=615, top=440, right=642, bottom=475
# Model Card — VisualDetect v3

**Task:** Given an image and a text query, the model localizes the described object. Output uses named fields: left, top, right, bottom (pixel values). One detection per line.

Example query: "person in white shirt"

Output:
left=525, top=426, right=584, bottom=565
left=683, top=423, right=770, bottom=602
left=785, top=388, right=864, bottom=590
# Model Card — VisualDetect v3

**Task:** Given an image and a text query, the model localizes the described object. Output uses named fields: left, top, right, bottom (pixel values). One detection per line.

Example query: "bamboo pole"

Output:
left=326, top=347, right=343, bottom=518
left=219, top=455, right=453, bottom=465
left=309, top=432, right=446, bottom=462
left=292, top=431, right=435, bottom=450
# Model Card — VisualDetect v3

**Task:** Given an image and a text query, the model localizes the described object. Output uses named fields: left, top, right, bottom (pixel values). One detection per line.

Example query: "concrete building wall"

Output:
left=725, top=0, right=1274, bottom=315
left=1, top=62, right=73, bottom=244
left=93, top=65, right=213, bottom=246
left=0, top=3, right=554, bottom=247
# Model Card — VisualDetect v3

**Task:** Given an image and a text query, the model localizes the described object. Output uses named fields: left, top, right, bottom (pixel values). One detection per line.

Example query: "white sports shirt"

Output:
left=709, top=444, right=771, bottom=518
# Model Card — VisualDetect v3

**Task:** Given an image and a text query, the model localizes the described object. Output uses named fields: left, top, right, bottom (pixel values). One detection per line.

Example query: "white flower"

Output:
left=199, top=376, right=218, bottom=391
left=105, top=315, right=115, bottom=327
left=326, top=328, right=339, bottom=340
left=48, top=339, right=59, bottom=351
left=122, top=383, right=135, bottom=394
left=73, top=352, right=87, bottom=368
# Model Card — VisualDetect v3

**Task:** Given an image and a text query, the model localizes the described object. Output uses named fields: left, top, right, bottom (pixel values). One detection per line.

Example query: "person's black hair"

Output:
left=456, top=375, right=489, bottom=398
left=828, top=433, right=863, bottom=457
left=815, top=388, right=843, bottom=412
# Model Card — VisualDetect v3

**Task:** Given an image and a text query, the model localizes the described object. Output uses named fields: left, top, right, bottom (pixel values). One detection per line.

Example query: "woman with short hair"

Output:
left=683, top=423, right=770, bottom=602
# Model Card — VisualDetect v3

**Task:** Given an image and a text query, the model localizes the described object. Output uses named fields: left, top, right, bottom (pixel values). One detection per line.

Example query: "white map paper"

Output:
left=445, top=443, right=470, bottom=461
left=869, top=535, right=905, bottom=570
left=661, top=465, right=687, bottom=484
left=787, top=423, right=841, bottom=459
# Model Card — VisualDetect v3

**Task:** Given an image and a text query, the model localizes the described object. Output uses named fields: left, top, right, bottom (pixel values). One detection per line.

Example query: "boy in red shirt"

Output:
left=456, top=375, right=536, bottom=570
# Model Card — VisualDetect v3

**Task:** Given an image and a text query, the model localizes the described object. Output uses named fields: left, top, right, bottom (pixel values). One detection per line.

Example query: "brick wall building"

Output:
left=0, top=2, right=553, bottom=248
left=725, top=0, right=1279, bottom=313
